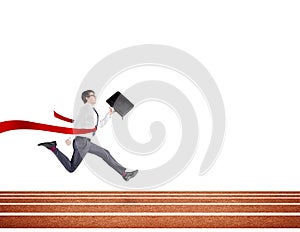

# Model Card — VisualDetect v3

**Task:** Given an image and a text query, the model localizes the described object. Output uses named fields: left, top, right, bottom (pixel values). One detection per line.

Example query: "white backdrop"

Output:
left=0, top=0, right=300, bottom=191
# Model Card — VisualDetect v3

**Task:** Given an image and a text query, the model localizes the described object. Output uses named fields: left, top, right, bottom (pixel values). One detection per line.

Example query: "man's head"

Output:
left=81, top=90, right=96, bottom=105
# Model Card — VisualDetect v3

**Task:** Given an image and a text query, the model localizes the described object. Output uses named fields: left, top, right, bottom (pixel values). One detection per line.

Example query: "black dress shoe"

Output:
left=38, top=141, right=57, bottom=149
left=122, top=170, right=138, bottom=181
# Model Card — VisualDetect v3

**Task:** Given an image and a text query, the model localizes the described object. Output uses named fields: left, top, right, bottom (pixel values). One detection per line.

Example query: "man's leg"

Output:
left=39, top=137, right=89, bottom=173
left=52, top=146, right=83, bottom=173
left=88, top=142, right=126, bottom=176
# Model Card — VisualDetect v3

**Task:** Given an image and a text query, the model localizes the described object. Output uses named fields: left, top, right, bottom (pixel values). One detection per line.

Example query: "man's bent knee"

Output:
left=67, top=166, right=77, bottom=173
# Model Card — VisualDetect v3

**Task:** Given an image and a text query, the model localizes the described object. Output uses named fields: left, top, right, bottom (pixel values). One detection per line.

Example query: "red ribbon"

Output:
left=0, top=112, right=96, bottom=135
left=53, top=111, right=74, bottom=123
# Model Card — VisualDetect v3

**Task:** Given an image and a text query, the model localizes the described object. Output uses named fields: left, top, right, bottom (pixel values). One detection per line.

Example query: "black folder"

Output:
left=106, top=91, right=134, bottom=119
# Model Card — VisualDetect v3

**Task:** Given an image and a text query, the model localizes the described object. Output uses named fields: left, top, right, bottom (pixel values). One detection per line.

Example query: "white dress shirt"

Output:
left=73, top=103, right=111, bottom=139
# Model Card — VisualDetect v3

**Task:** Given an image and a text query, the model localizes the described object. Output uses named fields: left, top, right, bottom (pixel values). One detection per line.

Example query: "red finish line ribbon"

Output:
left=0, top=112, right=96, bottom=135
left=53, top=111, right=74, bottom=123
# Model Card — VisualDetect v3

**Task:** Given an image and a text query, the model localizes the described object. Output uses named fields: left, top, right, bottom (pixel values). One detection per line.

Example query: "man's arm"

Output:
left=99, top=107, right=115, bottom=128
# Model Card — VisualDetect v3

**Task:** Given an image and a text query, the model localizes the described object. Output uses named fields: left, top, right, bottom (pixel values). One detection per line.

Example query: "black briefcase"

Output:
left=106, top=91, right=134, bottom=119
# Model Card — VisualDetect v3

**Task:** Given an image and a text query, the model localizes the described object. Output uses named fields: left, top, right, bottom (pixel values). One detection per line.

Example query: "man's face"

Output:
left=86, top=92, right=97, bottom=105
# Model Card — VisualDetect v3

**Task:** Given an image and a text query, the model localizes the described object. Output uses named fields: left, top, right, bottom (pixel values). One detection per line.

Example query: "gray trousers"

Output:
left=53, top=136, right=126, bottom=175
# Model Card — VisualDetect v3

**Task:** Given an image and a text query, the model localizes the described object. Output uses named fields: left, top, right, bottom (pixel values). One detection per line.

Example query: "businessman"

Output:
left=38, top=90, right=138, bottom=181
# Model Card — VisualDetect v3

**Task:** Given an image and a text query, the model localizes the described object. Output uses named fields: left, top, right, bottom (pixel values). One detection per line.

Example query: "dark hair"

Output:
left=81, top=90, right=95, bottom=103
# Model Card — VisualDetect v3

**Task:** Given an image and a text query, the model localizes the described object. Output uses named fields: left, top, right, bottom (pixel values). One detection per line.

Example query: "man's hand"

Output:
left=109, top=107, right=115, bottom=116
left=65, top=139, right=72, bottom=146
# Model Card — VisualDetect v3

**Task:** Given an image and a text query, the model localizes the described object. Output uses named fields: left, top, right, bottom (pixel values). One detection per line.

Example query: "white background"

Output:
left=0, top=0, right=300, bottom=191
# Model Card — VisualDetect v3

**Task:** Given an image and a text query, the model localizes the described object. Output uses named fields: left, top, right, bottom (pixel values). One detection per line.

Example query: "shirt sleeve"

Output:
left=98, top=112, right=111, bottom=128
